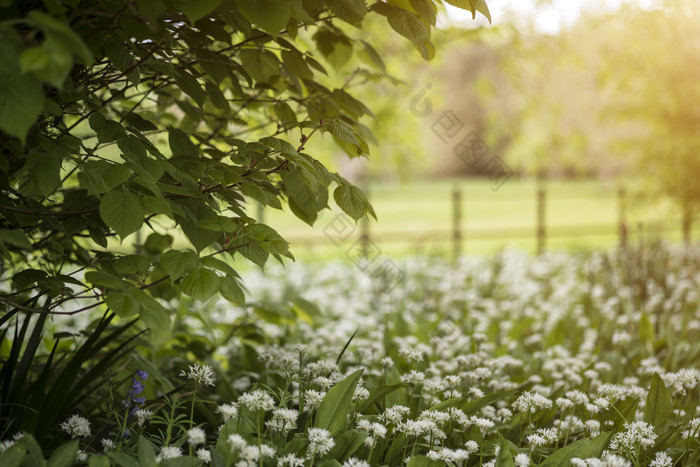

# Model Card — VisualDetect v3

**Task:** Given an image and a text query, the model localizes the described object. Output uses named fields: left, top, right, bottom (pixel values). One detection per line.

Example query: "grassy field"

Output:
left=255, top=178, right=692, bottom=263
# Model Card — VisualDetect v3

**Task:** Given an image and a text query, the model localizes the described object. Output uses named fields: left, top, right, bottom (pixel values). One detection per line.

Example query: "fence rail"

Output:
left=267, top=186, right=694, bottom=257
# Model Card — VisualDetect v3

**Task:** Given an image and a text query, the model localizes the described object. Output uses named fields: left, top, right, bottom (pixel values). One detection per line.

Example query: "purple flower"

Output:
left=123, top=370, right=148, bottom=409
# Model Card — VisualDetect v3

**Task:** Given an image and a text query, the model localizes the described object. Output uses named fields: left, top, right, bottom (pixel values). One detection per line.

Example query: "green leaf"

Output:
left=315, top=369, right=363, bottom=435
left=12, top=269, right=48, bottom=289
left=0, top=37, right=43, bottom=142
left=161, top=457, right=201, bottom=467
left=99, top=191, right=145, bottom=239
left=386, top=8, right=428, bottom=45
left=471, top=0, right=491, bottom=23
left=539, top=439, right=586, bottom=467
left=137, top=436, right=157, bottom=466
left=201, top=256, right=238, bottom=277
left=106, top=291, right=140, bottom=317
left=495, top=436, right=515, bottom=467
left=358, top=40, right=386, bottom=73
left=168, top=0, right=225, bottom=23
left=334, top=183, right=368, bottom=221
left=238, top=0, right=291, bottom=37
left=144, top=233, right=173, bottom=254
left=572, top=431, right=614, bottom=458
left=322, top=120, right=369, bottom=157
left=357, top=383, right=407, bottom=413
left=442, top=0, right=491, bottom=22
left=159, top=250, right=200, bottom=280
left=0, top=229, right=32, bottom=249
left=88, top=454, right=111, bottom=467
left=134, top=289, right=171, bottom=332
left=85, top=271, right=130, bottom=291
left=197, top=215, right=238, bottom=232
left=326, top=0, right=367, bottom=25
left=27, top=11, right=93, bottom=64
left=142, top=196, right=173, bottom=217
left=180, top=267, right=221, bottom=301
left=25, top=153, right=62, bottom=196
left=645, top=373, right=671, bottom=429
left=107, top=452, right=139, bottom=467
left=406, top=456, right=443, bottom=467
left=47, top=440, right=78, bottom=467
left=20, top=35, right=72, bottom=88
left=220, top=276, right=245, bottom=305
left=327, top=430, right=368, bottom=462
left=0, top=441, right=27, bottom=467
left=89, top=113, right=126, bottom=143
left=174, top=70, right=206, bottom=107
left=169, top=128, right=199, bottom=157
left=410, top=0, right=437, bottom=26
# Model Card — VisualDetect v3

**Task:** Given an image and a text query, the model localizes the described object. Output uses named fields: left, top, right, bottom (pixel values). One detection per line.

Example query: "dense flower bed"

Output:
left=2, top=245, right=700, bottom=466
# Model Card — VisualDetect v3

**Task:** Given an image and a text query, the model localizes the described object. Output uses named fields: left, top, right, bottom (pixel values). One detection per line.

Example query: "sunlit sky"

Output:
left=442, top=0, right=661, bottom=33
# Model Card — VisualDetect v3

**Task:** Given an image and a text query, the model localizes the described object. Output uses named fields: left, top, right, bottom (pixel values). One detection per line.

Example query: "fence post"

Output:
left=537, top=187, right=546, bottom=255
left=618, top=187, right=627, bottom=250
left=452, top=186, right=462, bottom=262
left=682, top=206, right=692, bottom=245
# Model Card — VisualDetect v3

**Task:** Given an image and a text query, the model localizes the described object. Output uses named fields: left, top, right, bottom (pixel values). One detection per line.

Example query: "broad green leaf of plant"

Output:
left=180, top=267, right=221, bottom=301
left=238, top=0, right=291, bottom=37
left=315, top=369, right=363, bottom=435
left=99, top=191, right=145, bottom=239
left=166, top=0, right=225, bottom=23
left=406, top=456, right=443, bottom=467
left=0, top=38, right=43, bottom=142
left=47, top=439, right=78, bottom=467
left=645, top=373, right=671, bottom=429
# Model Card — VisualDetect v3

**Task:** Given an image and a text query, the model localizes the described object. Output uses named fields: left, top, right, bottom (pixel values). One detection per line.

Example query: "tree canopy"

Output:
left=0, top=0, right=490, bottom=325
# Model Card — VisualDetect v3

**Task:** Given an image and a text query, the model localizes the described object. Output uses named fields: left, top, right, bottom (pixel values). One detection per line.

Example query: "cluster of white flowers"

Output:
left=180, top=363, right=216, bottom=386
left=609, top=421, right=658, bottom=455
left=60, top=414, right=91, bottom=438
left=228, top=434, right=276, bottom=466
left=307, top=428, right=335, bottom=457
left=238, top=389, right=275, bottom=412
left=134, top=408, right=153, bottom=426
left=187, top=427, right=206, bottom=446
left=512, top=391, right=554, bottom=413
left=156, top=446, right=182, bottom=462
left=266, top=408, right=298, bottom=434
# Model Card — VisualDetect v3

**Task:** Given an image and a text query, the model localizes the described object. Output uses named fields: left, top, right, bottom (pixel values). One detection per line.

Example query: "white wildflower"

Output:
left=217, top=403, right=238, bottom=421
left=515, top=453, right=531, bottom=467
left=60, top=414, right=91, bottom=438
left=239, top=389, right=275, bottom=412
left=156, top=446, right=182, bottom=462
left=179, top=364, right=215, bottom=386
left=101, top=438, right=115, bottom=451
left=135, top=409, right=153, bottom=426
left=277, top=453, right=305, bottom=467
left=307, top=428, right=335, bottom=457
left=187, top=427, right=206, bottom=446
left=304, top=390, right=325, bottom=412
left=197, top=448, right=212, bottom=464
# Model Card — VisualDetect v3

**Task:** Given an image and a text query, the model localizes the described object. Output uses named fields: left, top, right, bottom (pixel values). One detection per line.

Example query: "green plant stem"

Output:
left=190, top=384, right=198, bottom=430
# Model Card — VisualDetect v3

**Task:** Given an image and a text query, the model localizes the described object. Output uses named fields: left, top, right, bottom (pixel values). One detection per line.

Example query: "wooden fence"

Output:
left=268, top=186, right=694, bottom=258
